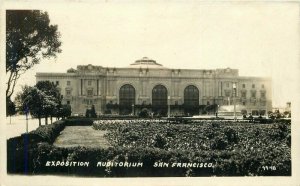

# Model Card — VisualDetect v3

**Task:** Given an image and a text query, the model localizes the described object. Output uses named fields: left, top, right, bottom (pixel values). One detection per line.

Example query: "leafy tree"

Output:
left=57, top=104, right=71, bottom=119
left=16, top=81, right=61, bottom=126
left=17, top=86, right=44, bottom=126
left=6, top=10, right=61, bottom=100
left=36, top=81, right=62, bottom=124
left=90, top=105, right=97, bottom=118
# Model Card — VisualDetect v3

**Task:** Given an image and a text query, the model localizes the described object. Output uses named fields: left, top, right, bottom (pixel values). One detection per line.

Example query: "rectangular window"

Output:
left=261, top=84, right=265, bottom=88
left=87, top=100, right=93, bottom=105
left=56, top=81, right=59, bottom=85
left=252, top=110, right=259, bottom=116
left=87, top=90, right=93, bottom=96
left=242, top=101, right=246, bottom=105
left=261, top=92, right=266, bottom=98
left=241, top=92, right=246, bottom=98
left=242, top=84, right=245, bottom=88
left=66, top=90, right=71, bottom=95
left=67, top=101, right=70, bottom=104
left=251, top=91, right=256, bottom=98
left=259, top=110, right=266, bottom=115
left=252, top=84, right=255, bottom=88
left=88, top=80, right=92, bottom=86
left=67, top=81, right=71, bottom=86
left=225, top=91, right=230, bottom=97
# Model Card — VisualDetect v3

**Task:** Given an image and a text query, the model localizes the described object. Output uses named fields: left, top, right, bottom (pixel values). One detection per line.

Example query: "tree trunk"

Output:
left=38, top=117, right=41, bottom=126
left=45, top=116, right=48, bottom=125
left=50, top=116, right=53, bottom=124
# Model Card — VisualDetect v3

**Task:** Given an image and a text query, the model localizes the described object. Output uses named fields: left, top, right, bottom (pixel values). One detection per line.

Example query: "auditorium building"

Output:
left=36, top=57, right=272, bottom=117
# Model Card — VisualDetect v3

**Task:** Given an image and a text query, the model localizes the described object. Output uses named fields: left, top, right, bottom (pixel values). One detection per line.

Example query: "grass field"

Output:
left=53, top=126, right=110, bottom=148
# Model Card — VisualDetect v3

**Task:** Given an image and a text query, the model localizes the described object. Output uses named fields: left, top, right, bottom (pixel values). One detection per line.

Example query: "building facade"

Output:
left=36, top=57, right=272, bottom=116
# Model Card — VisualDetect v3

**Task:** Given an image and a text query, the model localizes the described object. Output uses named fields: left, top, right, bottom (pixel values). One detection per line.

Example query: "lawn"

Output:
left=53, top=126, right=110, bottom=148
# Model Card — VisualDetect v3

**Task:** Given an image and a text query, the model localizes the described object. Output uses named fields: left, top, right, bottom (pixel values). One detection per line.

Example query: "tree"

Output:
left=6, top=10, right=61, bottom=100
left=57, top=104, right=71, bottom=119
left=17, top=86, right=44, bottom=126
left=16, top=81, right=61, bottom=126
left=90, top=105, right=97, bottom=118
left=35, top=81, right=62, bottom=124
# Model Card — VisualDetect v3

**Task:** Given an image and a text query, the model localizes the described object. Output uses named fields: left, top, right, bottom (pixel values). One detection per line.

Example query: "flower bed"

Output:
left=7, top=119, right=291, bottom=176
left=93, top=120, right=291, bottom=176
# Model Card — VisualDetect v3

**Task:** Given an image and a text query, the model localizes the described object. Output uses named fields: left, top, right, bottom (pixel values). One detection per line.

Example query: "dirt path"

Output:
left=53, top=126, right=111, bottom=148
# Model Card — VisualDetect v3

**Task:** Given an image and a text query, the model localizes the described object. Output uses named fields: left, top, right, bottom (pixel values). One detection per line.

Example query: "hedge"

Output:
left=8, top=143, right=291, bottom=176
left=7, top=119, right=291, bottom=176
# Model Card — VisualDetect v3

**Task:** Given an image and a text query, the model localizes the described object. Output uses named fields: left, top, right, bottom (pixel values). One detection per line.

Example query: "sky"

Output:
left=5, top=1, right=300, bottom=107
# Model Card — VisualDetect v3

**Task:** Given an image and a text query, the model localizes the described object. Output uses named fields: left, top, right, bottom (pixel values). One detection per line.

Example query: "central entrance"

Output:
left=152, top=85, right=168, bottom=116
left=119, top=84, right=135, bottom=115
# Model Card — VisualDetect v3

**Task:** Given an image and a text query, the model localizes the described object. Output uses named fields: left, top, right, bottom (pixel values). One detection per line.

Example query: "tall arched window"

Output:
left=152, top=85, right=168, bottom=116
left=184, top=85, right=199, bottom=115
left=119, top=84, right=135, bottom=115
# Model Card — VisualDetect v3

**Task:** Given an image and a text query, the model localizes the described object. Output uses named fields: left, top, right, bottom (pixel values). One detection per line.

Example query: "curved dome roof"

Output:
left=128, top=57, right=167, bottom=69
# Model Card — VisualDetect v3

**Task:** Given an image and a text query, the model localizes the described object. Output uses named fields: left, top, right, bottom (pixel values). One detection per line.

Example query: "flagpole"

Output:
left=25, top=104, right=29, bottom=134
left=26, top=113, right=28, bottom=133
left=233, top=83, right=237, bottom=121
left=24, top=104, right=29, bottom=174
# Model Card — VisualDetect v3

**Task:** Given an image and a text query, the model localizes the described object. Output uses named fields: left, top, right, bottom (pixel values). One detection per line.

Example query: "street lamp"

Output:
left=233, top=83, right=237, bottom=121
left=132, top=104, right=135, bottom=115
left=216, top=104, right=219, bottom=118
left=167, top=96, right=170, bottom=118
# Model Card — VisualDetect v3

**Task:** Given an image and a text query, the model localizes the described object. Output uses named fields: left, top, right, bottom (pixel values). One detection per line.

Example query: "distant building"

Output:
left=285, top=102, right=291, bottom=113
left=273, top=102, right=291, bottom=114
left=36, top=57, right=272, bottom=116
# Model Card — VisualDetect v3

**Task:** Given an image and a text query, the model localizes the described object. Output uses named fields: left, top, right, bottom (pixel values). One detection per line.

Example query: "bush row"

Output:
left=7, top=118, right=94, bottom=146
left=7, top=119, right=291, bottom=176
left=8, top=142, right=290, bottom=176
left=68, top=115, right=139, bottom=120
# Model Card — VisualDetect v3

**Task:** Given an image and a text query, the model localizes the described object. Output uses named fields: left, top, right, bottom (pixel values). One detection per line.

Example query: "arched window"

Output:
left=119, top=84, right=135, bottom=115
left=152, top=85, right=168, bottom=116
left=184, top=85, right=199, bottom=115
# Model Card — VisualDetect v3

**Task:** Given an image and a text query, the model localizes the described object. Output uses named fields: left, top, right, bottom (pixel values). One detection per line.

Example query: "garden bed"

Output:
left=7, top=118, right=291, bottom=177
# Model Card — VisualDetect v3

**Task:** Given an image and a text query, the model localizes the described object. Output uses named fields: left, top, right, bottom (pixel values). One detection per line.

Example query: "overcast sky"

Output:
left=8, top=1, right=300, bottom=107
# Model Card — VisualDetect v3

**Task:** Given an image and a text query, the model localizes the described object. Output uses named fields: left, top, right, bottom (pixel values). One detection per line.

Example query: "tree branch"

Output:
left=6, top=71, right=14, bottom=98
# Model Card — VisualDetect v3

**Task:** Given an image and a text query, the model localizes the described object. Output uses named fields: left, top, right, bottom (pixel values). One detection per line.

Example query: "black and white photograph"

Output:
left=1, top=1, right=299, bottom=186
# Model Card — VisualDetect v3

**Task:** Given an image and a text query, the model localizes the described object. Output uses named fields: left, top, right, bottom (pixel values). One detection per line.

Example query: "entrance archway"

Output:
left=152, top=85, right=168, bottom=116
left=119, top=84, right=135, bottom=115
left=184, top=85, right=199, bottom=115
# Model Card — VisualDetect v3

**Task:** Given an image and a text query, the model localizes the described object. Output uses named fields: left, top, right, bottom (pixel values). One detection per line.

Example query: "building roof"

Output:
left=128, top=57, right=167, bottom=69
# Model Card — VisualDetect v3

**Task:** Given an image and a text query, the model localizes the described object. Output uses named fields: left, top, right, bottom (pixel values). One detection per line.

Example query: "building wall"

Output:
left=36, top=65, right=272, bottom=116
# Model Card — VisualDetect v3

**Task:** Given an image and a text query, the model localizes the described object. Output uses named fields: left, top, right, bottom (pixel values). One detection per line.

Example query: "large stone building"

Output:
left=36, top=57, right=272, bottom=116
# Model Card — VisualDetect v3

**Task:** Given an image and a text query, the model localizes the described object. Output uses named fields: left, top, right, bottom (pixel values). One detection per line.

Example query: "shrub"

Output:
left=211, top=122, right=220, bottom=128
left=139, top=108, right=150, bottom=118
left=152, top=134, right=168, bottom=149
left=224, top=128, right=239, bottom=144
left=286, top=134, right=291, bottom=148
left=211, top=137, right=227, bottom=150
left=27, top=120, right=65, bottom=143
left=65, top=118, right=93, bottom=126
